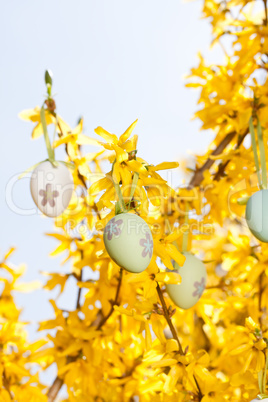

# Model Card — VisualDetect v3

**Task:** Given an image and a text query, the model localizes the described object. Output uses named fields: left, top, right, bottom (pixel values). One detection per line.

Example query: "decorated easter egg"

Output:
left=246, top=190, right=268, bottom=242
left=166, top=252, right=207, bottom=309
left=103, top=213, right=153, bottom=273
left=30, top=161, right=74, bottom=217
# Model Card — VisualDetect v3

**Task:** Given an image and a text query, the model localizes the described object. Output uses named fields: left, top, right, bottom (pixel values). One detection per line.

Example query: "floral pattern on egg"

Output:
left=104, top=218, right=123, bottom=240
left=192, top=277, right=206, bottom=298
left=39, top=184, right=59, bottom=207
left=140, top=232, right=153, bottom=258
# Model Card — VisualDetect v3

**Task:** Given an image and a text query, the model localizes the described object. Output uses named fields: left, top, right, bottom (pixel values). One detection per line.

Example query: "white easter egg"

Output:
left=103, top=213, right=153, bottom=273
left=250, top=399, right=268, bottom=401
left=246, top=189, right=268, bottom=242
left=166, top=252, right=207, bottom=309
left=30, top=161, right=74, bottom=217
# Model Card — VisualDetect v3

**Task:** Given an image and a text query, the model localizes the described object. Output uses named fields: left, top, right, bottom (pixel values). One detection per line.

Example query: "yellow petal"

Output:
left=165, top=244, right=186, bottom=266
left=76, top=134, right=100, bottom=146
left=111, top=144, right=128, bottom=163
left=94, top=126, right=118, bottom=144
left=155, top=271, right=181, bottom=284
left=18, top=107, right=41, bottom=122
left=166, top=339, right=179, bottom=353
left=145, top=320, right=152, bottom=350
left=151, top=320, right=166, bottom=344
left=89, top=176, right=111, bottom=195
left=148, top=162, right=179, bottom=172
left=123, top=134, right=138, bottom=152
left=151, top=358, right=177, bottom=368
left=72, top=118, right=83, bottom=135
left=119, top=119, right=138, bottom=144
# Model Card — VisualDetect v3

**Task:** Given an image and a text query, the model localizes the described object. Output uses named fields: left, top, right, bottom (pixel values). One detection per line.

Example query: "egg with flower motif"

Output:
left=166, top=252, right=207, bottom=309
left=246, top=190, right=268, bottom=242
left=103, top=213, right=153, bottom=273
left=30, top=161, right=74, bottom=217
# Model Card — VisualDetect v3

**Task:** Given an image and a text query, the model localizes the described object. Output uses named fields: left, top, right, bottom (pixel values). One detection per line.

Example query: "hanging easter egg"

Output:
left=246, top=189, right=268, bottom=242
left=166, top=252, right=207, bottom=309
left=30, top=161, right=74, bottom=217
left=103, top=213, right=153, bottom=273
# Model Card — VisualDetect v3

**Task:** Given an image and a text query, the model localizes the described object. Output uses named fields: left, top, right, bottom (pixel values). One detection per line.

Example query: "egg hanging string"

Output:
left=127, top=171, right=139, bottom=211
left=256, top=345, right=268, bottom=400
left=111, top=160, right=127, bottom=214
left=18, top=71, right=74, bottom=180
left=40, top=106, right=57, bottom=168
left=249, top=115, right=267, bottom=190
left=181, top=202, right=190, bottom=253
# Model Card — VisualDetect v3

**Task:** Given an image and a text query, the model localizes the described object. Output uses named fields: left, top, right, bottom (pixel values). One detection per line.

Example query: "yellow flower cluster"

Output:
left=0, top=249, right=47, bottom=401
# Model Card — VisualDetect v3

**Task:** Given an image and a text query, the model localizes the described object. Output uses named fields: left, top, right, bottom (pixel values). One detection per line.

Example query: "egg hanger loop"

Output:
left=181, top=202, right=190, bottom=253
left=249, top=116, right=267, bottom=190
left=127, top=172, right=139, bottom=211
left=257, top=117, right=267, bottom=190
left=40, top=106, right=58, bottom=168
left=256, top=345, right=268, bottom=399
left=111, top=160, right=127, bottom=215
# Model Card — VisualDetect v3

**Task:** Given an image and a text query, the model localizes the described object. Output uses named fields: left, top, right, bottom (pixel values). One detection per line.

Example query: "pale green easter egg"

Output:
left=166, top=252, right=207, bottom=309
left=30, top=161, right=74, bottom=218
left=103, top=213, right=153, bottom=273
left=246, top=190, right=268, bottom=242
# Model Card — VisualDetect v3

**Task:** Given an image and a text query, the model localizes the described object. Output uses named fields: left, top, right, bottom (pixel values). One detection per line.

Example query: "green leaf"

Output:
left=45, top=70, right=53, bottom=86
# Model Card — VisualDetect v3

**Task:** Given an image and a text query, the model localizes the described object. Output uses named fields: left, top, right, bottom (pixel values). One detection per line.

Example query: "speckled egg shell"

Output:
left=103, top=213, right=153, bottom=273
left=166, top=252, right=207, bottom=310
left=30, top=161, right=74, bottom=217
left=246, top=190, right=268, bottom=242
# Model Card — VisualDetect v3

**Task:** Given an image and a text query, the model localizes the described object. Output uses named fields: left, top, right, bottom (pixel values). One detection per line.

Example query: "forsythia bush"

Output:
left=2, top=0, right=268, bottom=401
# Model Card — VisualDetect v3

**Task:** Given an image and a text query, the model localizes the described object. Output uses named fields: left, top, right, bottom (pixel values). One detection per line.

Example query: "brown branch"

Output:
left=188, top=131, right=236, bottom=188
left=3, top=370, right=13, bottom=400
left=193, top=375, right=203, bottom=401
left=259, top=271, right=265, bottom=330
left=76, top=269, right=83, bottom=310
left=156, top=283, right=203, bottom=400
left=47, top=377, right=63, bottom=402
left=156, top=283, right=184, bottom=354
left=213, top=130, right=248, bottom=181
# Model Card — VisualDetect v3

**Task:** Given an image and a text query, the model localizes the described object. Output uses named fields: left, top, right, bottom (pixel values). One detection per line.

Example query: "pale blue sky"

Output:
left=1, top=0, right=220, bottom=389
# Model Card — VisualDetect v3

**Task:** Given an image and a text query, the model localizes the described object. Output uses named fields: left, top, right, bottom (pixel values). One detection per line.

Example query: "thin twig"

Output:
left=3, top=370, right=13, bottom=400
left=156, top=283, right=203, bottom=400
left=259, top=271, right=265, bottom=330
left=47, top=377, right=63, bottom=402
left=76, top=268, right=83, bottom=310
left=188, top=131, right=236, bottom=188
left=156, top=283, right=184, bottom=354
left=213, top=130, right=248, bottom=181
left=193, top=374, right=203, bottom=401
